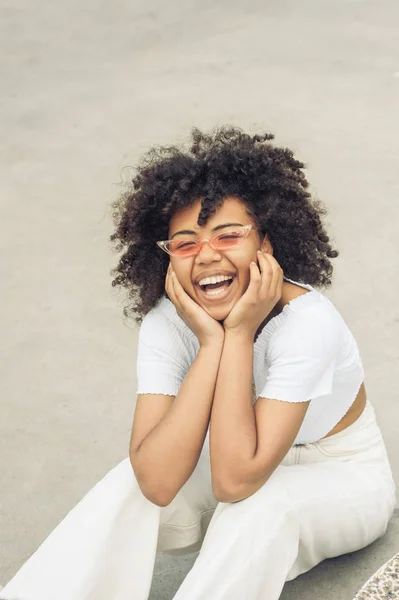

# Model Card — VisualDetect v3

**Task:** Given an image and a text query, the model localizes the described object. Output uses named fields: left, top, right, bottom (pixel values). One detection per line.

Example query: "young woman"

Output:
left=2, top=127, right=396, bottom=600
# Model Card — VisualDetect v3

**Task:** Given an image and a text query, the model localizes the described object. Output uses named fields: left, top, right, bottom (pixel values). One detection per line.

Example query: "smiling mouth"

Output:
left=196, top=276, right=236, bottom=300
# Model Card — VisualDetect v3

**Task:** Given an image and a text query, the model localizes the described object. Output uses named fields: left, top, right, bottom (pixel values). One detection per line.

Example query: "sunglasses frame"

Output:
left=156, top=224, right=255, bottom=257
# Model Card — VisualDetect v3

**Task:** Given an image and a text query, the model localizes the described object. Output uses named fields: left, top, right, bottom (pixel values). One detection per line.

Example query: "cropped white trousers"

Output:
left=2, top=400, right=396, bottom=600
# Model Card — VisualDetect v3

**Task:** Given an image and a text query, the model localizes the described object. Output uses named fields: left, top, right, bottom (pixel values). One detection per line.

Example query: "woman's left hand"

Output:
left=223, top=251, right=284, bottom=339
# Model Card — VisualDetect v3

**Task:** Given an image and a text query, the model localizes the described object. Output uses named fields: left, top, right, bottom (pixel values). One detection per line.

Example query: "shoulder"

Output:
left=286, top=291, right=342, bottom=325
left=136, top=298, right=194, bottom=394
left=283, top=289, right=342, bottom=327
left=260, top=292, right=346, bottom=402
left=267, top=291, right=344, bottom=360
left=139, top=295, right=198, bottom=352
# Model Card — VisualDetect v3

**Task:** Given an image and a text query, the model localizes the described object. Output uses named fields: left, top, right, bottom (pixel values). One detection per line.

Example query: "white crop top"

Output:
left=136, top=278, right=365, bottom=444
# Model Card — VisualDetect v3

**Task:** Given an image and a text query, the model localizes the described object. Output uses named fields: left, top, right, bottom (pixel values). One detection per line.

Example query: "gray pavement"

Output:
left=1, top=0, right=398, bottom=597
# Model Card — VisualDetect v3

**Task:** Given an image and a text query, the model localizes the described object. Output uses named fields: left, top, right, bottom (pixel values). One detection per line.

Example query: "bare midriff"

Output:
left=321, top=381, right=367, bottom=439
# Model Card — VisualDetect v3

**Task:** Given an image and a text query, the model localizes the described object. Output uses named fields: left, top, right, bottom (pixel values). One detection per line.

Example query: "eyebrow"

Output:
left=171, top=222, right=244, bottom=239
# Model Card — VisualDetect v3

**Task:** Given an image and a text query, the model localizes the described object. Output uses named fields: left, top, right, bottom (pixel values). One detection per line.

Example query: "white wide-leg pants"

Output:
left=2, top=400, right=396, bottom=600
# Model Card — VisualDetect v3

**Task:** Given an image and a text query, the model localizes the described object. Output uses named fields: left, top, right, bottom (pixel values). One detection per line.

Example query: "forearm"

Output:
left=136, top=342, right=223, bottom=505
left=210, top=331, right=257, bottom=494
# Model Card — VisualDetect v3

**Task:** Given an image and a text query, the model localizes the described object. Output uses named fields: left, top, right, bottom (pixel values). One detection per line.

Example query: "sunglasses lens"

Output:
left=166, top=240, right=199, bottom=257
left=214, top=231, right=245, bottom=249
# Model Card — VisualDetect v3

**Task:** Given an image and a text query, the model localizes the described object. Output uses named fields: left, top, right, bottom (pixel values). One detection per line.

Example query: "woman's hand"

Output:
left=223, top=251, right=284, bottom=340
left=165, top=264, right=225, bottom=348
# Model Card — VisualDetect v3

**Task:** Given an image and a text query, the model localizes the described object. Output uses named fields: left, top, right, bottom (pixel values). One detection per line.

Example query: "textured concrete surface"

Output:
left=1, top=0, right=398, bottom=597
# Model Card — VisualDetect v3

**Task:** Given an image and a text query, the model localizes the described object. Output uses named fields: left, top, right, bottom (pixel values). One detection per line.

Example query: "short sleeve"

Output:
left=259, top=302, right=341, bottom=402
left=136, top=309, right=190, bottom=396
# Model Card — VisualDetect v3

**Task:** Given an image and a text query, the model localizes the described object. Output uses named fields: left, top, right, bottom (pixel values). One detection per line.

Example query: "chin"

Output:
left=201, top=300, right=237, bottom=322
left=204, top=308, right=230, bottom=322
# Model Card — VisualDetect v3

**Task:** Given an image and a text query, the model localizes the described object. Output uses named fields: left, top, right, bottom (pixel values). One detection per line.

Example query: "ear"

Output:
left=260, top=234, right=273, bottom=255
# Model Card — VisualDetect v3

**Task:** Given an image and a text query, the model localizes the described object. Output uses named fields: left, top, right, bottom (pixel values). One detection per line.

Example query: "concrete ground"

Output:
left=1, top=0, right=398, bottom=598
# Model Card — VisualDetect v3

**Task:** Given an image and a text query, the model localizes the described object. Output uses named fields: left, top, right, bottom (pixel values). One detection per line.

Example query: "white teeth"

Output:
left=198, top=274, right=233, bottom=286
left=203, top=287, right=228, bottom=296
left=200, top=278, right=235, bottom=297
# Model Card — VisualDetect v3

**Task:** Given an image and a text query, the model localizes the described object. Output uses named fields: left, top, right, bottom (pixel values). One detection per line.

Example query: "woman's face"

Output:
left=167, top=196, right=272, bottom=322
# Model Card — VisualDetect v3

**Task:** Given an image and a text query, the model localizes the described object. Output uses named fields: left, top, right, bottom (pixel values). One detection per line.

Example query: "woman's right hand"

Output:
left=165, top=264, right=225, bottom=348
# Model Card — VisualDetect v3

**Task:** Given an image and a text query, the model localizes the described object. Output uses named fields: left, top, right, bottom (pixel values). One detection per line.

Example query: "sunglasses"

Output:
left=156, top=224, right=255, bottom=257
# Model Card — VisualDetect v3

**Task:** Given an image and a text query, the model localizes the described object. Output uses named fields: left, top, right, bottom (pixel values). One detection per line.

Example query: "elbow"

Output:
left=129, top=454, right=174, bottom=508
left=212, top=475, right=239, bottom=503
left=213, top=485, right=239, bottom=503
left=213, top=466, right=275, bottom=503
left=137, top=474, right=172, bottom=507
left=212, top=479, right=250, bottom=503
left=213, top=487, right=230, bottom=503
left=141, top=486, right=172, bottom=508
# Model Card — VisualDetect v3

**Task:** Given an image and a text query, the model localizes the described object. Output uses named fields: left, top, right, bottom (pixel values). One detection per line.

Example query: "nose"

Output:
left=194, top=239, right=222, bottom=263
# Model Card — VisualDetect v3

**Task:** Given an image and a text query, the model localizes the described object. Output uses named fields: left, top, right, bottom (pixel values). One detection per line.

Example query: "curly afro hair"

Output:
left=110, top=126, right=339, bottom=325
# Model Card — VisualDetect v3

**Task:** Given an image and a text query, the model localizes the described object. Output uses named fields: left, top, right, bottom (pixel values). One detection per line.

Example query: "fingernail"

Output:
left=257, top=250, right=262, bottom=254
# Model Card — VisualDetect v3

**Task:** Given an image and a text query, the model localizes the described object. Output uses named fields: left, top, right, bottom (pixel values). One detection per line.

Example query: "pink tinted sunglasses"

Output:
left=156, top=224, right=255, bottom=257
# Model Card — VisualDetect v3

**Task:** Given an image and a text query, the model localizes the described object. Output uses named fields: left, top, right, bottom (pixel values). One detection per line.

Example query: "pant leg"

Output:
left=286, top=400, right=396, bottom=580
left=157, top=436, right=218, bottom=556
left=1, top=458, right=161, bottom=600
left=2, top=442, right=218, bottom=600
left=168, top=404, right=396, bottom=600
